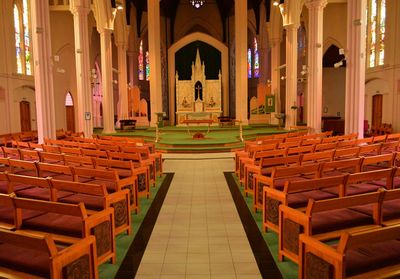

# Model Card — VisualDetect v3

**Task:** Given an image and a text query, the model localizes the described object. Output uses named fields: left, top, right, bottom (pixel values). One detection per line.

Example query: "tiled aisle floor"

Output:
left=136, top=153, right=261, bottom=278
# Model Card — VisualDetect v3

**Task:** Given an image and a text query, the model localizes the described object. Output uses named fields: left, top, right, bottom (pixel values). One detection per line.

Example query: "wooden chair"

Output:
left=359, top=143, right=383, bottom=157
left=360, top=153, right=395, bottom=172
left=0, top=229, right=98, bottom=279
left=313, top=142, right=337, bottom=152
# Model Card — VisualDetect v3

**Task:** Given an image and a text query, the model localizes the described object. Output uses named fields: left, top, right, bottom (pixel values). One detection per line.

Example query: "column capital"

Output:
left=283, top=23, right=300, bottom=31
left=70, top=0, right=91, bottom=15
left=305, top=0, right=328, bottom=10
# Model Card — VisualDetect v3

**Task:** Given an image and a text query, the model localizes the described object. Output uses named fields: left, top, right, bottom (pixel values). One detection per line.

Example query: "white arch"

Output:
left=168, top=32, right=229, bottom=123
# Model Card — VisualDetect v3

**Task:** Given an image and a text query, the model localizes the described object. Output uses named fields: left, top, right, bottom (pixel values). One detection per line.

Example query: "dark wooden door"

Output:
left=66, top=106, right=75, bottom=132
left=372, top=94, right=383, bottom=129
left=20, top=101, right=31, bottom=132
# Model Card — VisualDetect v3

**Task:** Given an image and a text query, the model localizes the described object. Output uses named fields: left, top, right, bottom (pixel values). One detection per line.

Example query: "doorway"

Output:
left=372, top=94, right=383, bottom=129
left=20, top=101, right=31, bottom=132
left=65, top=92, right=75, bottom=132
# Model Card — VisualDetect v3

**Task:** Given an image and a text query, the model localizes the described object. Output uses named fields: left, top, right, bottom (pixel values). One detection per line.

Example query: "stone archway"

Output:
left=168, top=32, right=229, bottom=124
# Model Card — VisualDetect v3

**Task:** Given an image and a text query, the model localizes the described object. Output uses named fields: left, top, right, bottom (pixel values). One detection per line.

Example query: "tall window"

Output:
left=138, top=40, right=144, bottom=80
left=367, top=0, right=386, bottom=68
left=145, top=51, right=150, bottom=81
left=247, top=37, right=260, bottom=79
left=13, top=0, right=31, bottom=75
left=253, top=38, right=259, bottom=78
left=247, top=48, right=252, bottom=78
left=138, top=40, right=150, bottom=81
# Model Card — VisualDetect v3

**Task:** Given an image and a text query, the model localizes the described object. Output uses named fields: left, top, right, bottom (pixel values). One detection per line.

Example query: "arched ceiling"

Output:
left=124, top=0, right=284, bottom=42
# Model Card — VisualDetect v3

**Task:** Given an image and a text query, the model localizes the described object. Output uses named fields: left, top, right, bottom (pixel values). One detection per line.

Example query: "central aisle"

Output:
left=136, top=153, right=261, bottom=278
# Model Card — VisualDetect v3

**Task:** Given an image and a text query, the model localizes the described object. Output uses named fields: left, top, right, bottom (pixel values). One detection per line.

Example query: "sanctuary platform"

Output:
left=97, top=125, right=292, bottom=153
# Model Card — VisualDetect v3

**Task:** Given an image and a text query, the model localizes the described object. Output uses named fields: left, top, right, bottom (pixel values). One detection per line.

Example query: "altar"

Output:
left=175, top=49, right=222, bottom=126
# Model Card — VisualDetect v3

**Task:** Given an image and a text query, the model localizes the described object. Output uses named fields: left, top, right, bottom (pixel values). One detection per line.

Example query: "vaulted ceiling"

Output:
left=124, top=0, right=282, bottom=42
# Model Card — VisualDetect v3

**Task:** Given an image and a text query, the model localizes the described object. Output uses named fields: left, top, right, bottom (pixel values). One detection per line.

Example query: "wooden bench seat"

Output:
left=93, top=158, right=143, bottom=212
left=51, top=179, right=131, bottom=235
left=262, top=175, right=346, bottom=233
left=106, top=152, right=151, bottom=195
left=299, top=225, right=400, bottom=279
left=319, top=158, right=362, bottom=177
left=241, top=148, right=286, bottom=185
left=0, top=229, right=98, bottom=279
left=279, top=191, right=384, bottom=264
left=360, top=153, right=395, bottom=171
left=37, top=162, right=75, bottom=181
left=13, top=196, right=116, bottom=265
left=322, top=168, right=395, bottom=196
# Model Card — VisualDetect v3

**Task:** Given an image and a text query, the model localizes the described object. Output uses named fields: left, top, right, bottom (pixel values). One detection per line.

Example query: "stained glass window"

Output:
left=22, top=0, right=31, bottom=75
left=14, top=4, right=23, bottom=74
left=145, top=51, right=150, bottom=81
left=379, top=0, right=385, bottom=65
left=13, top=0, right=31, bottom=75
left=367, top=0, right=385, bottom=68
left=253, top=38, right=259, bottom=78
left=138, top=40, right=144, bottom=80
left=247, top=48, right=252, bottom=78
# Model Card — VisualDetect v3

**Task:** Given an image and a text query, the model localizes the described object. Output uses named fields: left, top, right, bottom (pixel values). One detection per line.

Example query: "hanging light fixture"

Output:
left=190, top=0, right=205, bottom=9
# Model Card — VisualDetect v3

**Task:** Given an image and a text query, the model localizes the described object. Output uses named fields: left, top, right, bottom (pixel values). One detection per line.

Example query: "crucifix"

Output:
left=195, top=83, right=202, bottom=101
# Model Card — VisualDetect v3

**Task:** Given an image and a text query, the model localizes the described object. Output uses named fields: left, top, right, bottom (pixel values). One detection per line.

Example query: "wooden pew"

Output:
left=106, top=151, right=152, bottom=192
left=319, top=157, right=362, bottom=177
left=279, top=191, right=384, bottom=264
left=333, top=146, right=360, bottom=160
left=37, top=162, right=75, bottom=181
left=262, top=175, right=346, bottom=233
left=0, top=229, right=98, bottom=279
left=241, top=148, right=286, bottom=185
left=19, top=149, right=40, bottom=161
left=360, top=153, right=395, bottom=172
left=13, top=197, right=116, bottom=265
left=50, top=179, right=131, bottom=235
left=1, top=147, right=20, bottom=159
left=92, top=158, right=143, bottom=212
left=246, top=154, right=302, bottom=210
left=300, top=150, right=335, bottom=165
left=39, top=151, right=65, bottom=164
left=7, top=174, right=56, bottom=201
left=42, top=144, right=61, bottom=153
left=299, top=225, right=400, bottom=279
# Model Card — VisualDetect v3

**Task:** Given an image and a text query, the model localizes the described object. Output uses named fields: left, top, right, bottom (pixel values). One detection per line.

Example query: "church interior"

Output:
left=1, top=0, right=400, bottom=278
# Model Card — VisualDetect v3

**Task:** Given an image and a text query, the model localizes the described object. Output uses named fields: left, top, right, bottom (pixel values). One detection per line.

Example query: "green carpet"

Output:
left=230, top=173, right=298, bottom=279
left=98, top=175, right=166, bottom=279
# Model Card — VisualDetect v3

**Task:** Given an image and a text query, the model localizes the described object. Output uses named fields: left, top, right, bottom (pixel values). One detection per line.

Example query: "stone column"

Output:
left=270, top=37, right=281, bottom=114
left=70, top=0, right=93, bottom=138
left=99, top=28, right=115, bottom=133
left=345, top=0, right=367, bottom=137
left=30, top=0, right=56, bottom=143
left=116, top=42, right=129, bottom=121
left=306, top=0, right=327, bottom=132
left=235, top=0, right=248, bottom=124
left=284, top=24, right=299, bottom=129
left=127, top=50, right=138, bottom=87
left=147, top=0, right=163, bottom=126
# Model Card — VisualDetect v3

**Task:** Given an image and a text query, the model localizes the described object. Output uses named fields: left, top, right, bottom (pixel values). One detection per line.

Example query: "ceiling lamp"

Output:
left=273, top=1, right=280, bottom=6
left=190, top=0, right=205, bottom=9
